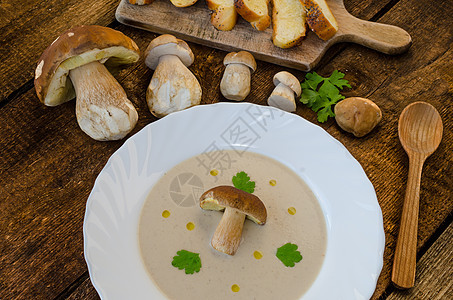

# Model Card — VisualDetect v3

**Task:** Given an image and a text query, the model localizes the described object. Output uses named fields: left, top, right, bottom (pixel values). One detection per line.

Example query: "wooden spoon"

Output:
left=392, top=102, right=443, bottom=289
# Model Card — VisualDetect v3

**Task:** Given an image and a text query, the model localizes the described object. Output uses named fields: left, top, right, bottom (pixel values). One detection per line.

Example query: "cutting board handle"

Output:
left=337, top=10, right=412, bottom=55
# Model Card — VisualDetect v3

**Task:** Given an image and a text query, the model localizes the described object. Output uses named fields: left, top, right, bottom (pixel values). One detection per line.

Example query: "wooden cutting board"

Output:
left=116, top=0, right=411, bottom=71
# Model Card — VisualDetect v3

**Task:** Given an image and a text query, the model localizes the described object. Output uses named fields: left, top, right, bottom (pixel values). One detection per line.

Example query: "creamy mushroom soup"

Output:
left=139, top=150, right=327, bottom=300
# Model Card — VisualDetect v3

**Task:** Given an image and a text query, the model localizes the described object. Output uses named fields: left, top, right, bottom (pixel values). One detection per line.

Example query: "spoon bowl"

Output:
left=392, top=101, right=443, bottom=289
left=398, top=102, right=443, bottom=155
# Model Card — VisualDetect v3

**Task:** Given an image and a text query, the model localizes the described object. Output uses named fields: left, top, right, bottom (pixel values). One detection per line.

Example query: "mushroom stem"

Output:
left=158, top=53, right=183, bottom=66
left=146, top=54, right=202, bottom=118
left=211, top=207, right=246, bottom=255
left=267, top=82, right=296, bottom=112
left=69, top=60, right=138, bottom=141
left=220, top=63, right=251, bottom=101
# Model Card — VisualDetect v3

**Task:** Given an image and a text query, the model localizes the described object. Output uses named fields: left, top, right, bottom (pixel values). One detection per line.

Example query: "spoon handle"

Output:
left=392, top=153, right=425, bottom=289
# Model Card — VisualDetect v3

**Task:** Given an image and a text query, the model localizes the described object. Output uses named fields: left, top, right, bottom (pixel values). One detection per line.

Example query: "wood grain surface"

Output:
left=116, top=0, right=411, bottom=71
left=388, top=223, right=453, bottom=300
left=0, top=0, right=451, bottom=299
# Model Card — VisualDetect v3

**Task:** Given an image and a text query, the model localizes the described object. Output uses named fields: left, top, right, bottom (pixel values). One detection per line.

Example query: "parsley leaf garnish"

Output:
left=276, top=243, right=303, bottom=267
left=300, top=70, right=351, bottom=123
left=232, top=171, right=255, bottom=193
left=171, top=250, right=202, bottom=274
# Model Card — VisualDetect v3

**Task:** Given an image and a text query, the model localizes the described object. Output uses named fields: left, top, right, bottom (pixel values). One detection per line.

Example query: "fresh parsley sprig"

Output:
left=276, top=243, right=303, bottom=267
left=171, top=250, right=202, bottom=274
left=300, top=70, right=351, bottom=123
left=232, top=171, right=255, bottom=193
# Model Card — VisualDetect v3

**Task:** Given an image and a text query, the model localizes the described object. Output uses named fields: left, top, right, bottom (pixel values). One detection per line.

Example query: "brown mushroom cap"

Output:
left=34, top=25, right=140, bottom=107
left=334, top=97, right=382, bottom=137
left=273, top=71, right=301, bottom=97
left=223, top=51, right=257, bottom=73
left=200, top=185, right=267, bottom=224
left=144, top=34, right=195, bottom=70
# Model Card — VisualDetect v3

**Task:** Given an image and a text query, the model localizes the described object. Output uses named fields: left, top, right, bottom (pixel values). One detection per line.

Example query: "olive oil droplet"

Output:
left=231, top=284, right=240, bottom=292
left=210, top=169, right=219, bottom=176
left=186, top=222, right=195, bottom=231
left=253, top=251, right=263, bottom=259
left=162, top=210, right=170, bottom=218
left=288, top=207, right=296, bottom=215
left=269, top=179, right=277, bottom=186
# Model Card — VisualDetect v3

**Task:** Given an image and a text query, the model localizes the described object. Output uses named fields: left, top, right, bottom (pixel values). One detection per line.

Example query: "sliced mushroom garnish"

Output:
left=200, top=185, right=267, bottom=255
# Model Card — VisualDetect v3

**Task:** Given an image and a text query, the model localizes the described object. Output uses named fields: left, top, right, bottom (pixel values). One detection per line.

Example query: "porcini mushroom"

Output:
left=220, top=51, right=256, bottom=101
left=267, top=71, right=301, bottom=112
left=144, top=34, right=202, bottom=118
left=334, top=97, right=382, bottom=137
left=200, top=185, right=267, bottom=255
left=34, top=25, right=140, bottom=141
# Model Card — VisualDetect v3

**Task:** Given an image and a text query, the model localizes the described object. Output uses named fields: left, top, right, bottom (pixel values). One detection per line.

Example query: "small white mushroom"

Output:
left=144, top=35, right=202, bottom=118
left=220, top=51, right=256, bottom=101
left=267, top=71, right=301, bottom=112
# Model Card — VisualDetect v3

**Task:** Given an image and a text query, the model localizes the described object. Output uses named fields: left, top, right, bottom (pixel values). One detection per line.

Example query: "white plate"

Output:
left=84, top=102, right=384, bottom=300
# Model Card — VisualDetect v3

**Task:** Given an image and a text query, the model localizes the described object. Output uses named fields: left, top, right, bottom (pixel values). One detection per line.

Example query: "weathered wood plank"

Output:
left=63, top=275, right=100, bottom=300
left=387, top=222, right=453, bottom=300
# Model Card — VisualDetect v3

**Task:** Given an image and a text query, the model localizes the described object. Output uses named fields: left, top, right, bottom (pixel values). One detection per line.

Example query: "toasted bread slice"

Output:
left=272, top=0, right=307, bottom=48
left=207, top=0, right=238, bottom=31
left=234, top=0, right=271, bottom=31
left=301, top=0, right=338, bottom=40
left=128, top=0, right=153, bottom=4
left=170, top=0, right=198, bottom=7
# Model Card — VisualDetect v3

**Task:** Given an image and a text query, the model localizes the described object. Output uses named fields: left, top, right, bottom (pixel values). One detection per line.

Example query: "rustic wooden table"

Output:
left=0, top=0, right=451, bottom=299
